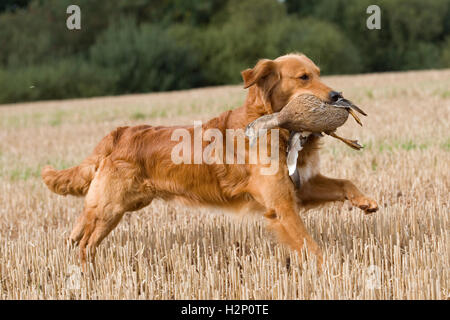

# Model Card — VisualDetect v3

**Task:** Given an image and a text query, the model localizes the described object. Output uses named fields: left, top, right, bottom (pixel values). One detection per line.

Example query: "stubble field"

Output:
left=0, top=70, right=449, bottom=299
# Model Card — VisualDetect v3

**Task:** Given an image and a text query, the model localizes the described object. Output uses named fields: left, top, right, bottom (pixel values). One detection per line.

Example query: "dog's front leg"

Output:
left=297, top=174, right=378, bottom=213
left=248, top=172, right=323, bottom=267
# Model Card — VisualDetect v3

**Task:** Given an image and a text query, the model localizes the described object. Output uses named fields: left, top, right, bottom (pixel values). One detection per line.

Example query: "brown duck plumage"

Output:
left=245, top=94, right=367, bottom=150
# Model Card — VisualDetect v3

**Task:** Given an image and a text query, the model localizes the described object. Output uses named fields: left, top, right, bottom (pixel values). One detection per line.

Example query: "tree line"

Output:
left=0, top=0, right=449, bottom=104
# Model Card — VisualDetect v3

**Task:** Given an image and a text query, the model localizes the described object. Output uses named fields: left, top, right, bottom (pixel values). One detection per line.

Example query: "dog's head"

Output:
left=241, top=53, right=342, bottom=113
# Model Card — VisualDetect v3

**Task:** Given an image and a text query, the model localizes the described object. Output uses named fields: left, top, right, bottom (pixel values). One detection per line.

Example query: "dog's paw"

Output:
left=350, top=196, right=378, bottom=214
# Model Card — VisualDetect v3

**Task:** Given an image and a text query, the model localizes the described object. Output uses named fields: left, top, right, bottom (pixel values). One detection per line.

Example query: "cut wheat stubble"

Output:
left=0, top=69, right=448, bottom=299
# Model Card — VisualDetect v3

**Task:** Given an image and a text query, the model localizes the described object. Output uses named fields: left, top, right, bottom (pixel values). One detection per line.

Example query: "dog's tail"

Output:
left=41, top=127, right=128, bottom=197
left=41, top=157, right=99, bottom=197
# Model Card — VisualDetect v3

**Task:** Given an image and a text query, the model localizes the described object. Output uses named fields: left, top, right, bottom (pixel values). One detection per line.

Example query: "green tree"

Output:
left=89, top=19, right=205, bottom=93
left=441, top=37, right=450, bottom=67
left=284, top=0, right=319, bottom=17
left=191, top=0, right=286, bottom=84
left=0, top=0, right=31, bottom=12
left=312, top=0, right=450, bottom=71
left=268, top=18, right=363, bottom=74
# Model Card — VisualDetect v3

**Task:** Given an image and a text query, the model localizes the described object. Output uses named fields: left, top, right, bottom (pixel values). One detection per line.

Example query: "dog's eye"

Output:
left=299, top=74, right=309, bottom=81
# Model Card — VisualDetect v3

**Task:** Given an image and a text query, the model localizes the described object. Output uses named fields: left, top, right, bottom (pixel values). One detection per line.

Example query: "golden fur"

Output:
left=42, top=54, right=378, bottom=269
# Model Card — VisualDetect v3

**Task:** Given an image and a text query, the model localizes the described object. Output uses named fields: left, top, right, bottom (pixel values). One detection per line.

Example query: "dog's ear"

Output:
left=241, top=59, right=276, bottom=89
left=241, top=59, right=280, bottom=113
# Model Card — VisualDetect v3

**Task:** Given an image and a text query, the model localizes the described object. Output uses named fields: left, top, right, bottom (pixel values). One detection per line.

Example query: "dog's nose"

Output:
left=329, top=91, right=343, bottom=102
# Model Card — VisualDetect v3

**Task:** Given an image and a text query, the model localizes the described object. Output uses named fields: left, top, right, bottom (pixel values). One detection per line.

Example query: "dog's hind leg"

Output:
left=78, top=205, right=126, bottom=268
left=70, top=157, right=153, bottom=269
left=69, top=212, right=88, bottom=246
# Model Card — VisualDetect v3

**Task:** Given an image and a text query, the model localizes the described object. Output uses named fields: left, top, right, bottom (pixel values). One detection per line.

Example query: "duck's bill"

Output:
left=348, top=109, right=363, bottom=126
left=349, top=103, right=367, bottom=116
left=332, top=98, right=367, bottom=116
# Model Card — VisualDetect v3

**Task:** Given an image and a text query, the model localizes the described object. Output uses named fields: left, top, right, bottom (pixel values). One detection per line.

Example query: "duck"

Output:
left=245, top=93, right=367, bottom=150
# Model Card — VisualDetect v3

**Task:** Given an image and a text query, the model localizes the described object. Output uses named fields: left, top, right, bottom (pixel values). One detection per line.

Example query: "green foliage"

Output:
left=103, top=0, right=227, bottom=26
left=89, top=19, right=205, bottom=93
left=0, top=7, right=53, bottom=67
left=0, top=0, right=31, bottom=13
left=191, top=0, right=287, bottom=84
left=0, top=1, right=108, bottom=67
left=284, top=0, right=319, bottom=17
left=0, top=58, right=114, bottom=103
left=403, top=42, right=441, bottom=70
left=310, top=0, right=450, bottom=71
left=0, top=16, right=206, bottom=103
left=186, top=0, right=361, bottom=84
left=441, top=37, right=450, bottom=67
left=0, top=0, right=449, bottom=103
left=267, top=18, right=363, bottom=74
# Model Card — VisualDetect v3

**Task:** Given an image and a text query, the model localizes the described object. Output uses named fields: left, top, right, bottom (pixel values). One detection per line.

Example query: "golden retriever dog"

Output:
left=42, top=53, right=378, bottom=269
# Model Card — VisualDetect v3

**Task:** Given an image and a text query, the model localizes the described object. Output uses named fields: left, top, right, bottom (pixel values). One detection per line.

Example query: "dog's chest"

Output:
left=287, top=133, right=321, bottom=188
